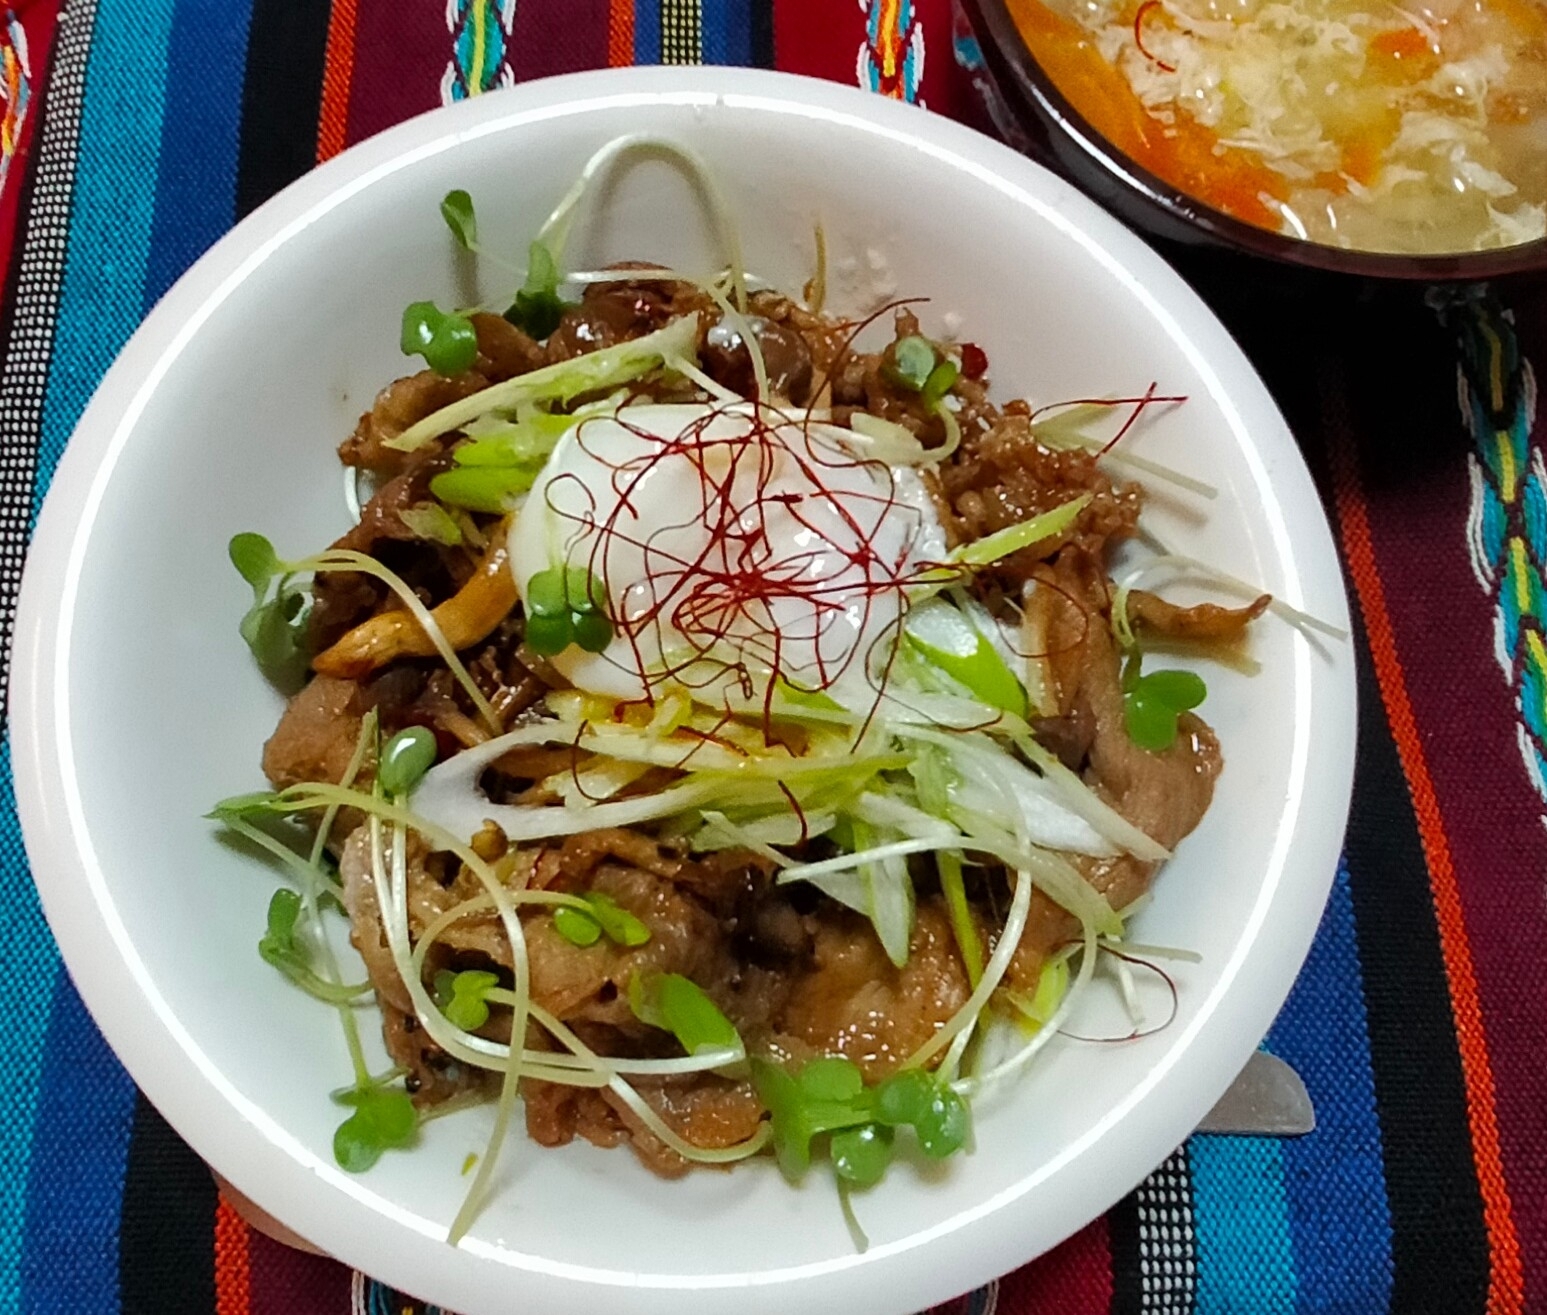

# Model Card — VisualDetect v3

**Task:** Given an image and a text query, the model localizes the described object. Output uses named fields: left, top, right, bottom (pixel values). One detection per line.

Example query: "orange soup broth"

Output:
left=1009, top=0, right=1547, bottom=253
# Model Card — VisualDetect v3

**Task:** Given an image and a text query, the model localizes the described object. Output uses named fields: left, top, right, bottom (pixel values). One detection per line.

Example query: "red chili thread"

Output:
left=545, top=399, right=954, bottom=736
left=1030, top=386, right=1188, bottom=456
left=1057, top=944, right=1180, bottom=1043
left=562, top=719, right=613, bottom=805
left=777, top=781, right=811, bottom=847
left=1133, top=1, right=1177, bottom=72
left=677, top=725, right=752, bottom=757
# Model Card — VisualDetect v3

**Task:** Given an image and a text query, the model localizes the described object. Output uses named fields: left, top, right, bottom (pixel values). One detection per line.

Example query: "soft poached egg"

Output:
left=507, top=404, right=945, bottom=704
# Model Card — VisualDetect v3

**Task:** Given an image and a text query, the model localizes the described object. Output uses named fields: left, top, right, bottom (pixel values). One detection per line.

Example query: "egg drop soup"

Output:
left=1010, top=0, right=1547, bottom=253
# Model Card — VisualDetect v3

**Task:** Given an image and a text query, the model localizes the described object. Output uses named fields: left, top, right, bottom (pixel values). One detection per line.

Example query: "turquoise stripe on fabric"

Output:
left=1274, top=860, right=1395, bottom=1311
left=1190, top=1135, right=1298, bottom=1312
left=18, top=976, right=138, bottom=1315
left=0, top=741, right=64, bottom=1315
left=142, top=0, right=255, bottom=310
left=31, top=0, right=179, bottom=523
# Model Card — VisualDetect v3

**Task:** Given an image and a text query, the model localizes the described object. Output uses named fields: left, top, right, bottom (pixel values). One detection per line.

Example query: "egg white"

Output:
left=508, top=403, right=945, bottom=704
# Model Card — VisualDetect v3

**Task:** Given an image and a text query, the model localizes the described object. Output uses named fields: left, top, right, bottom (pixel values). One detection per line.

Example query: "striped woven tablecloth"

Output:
left=1, top=1, right=1544, bottom=1311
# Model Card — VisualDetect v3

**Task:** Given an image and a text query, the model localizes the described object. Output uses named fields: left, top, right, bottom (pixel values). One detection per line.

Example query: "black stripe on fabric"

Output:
left=0, top=0, right=100, bottom=708
left=660, top=0, right=703, bottom=64
left=1343, top=606, right=1490, bottom=1313
left=1107, top=1185, right=1146, bottom=1315
left=118, top=1095, right=217, bottom=1315
left=1133, top=1147, right=1196, bottom=1311
left=749, top=0, right=775, bottom=68
left=234, top=0, right=332, bottom=219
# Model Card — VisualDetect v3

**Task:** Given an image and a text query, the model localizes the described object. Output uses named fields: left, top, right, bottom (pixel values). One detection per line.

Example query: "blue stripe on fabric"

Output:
left=18, top=975, right=138, bottom=1315
left=141, top=0, right=256, bottom=310
left=31, top=0, right=179, bottom=522
left=1271, top=858, right=1395, bottom=1312
left=700, top=0, right=750, bottom=64
left=635, top=0, right=661, bottom=63
left=1189, top=1134, right=1298, bottom=1313
left=0, top=739, right=64, bottom=1315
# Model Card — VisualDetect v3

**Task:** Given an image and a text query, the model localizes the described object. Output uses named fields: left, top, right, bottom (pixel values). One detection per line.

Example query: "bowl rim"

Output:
left=966, top=0, right=1547, bottom=282
left=7, top=64, right=1357, bottom=1315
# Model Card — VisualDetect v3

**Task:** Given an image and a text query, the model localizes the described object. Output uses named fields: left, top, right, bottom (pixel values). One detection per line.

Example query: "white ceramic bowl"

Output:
left=10, top=67, right=1355, bottom=1315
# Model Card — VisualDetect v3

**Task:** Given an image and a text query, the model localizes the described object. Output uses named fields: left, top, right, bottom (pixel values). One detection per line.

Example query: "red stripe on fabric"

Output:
left=213, top=1200, right=252, bottom=1315
left=247, top=1227, right=355, bottom=1315
left=316, top=0, right=358, bottom=163
left=998, top=1217, right=1114, bottom=1313
left=0, top=0, right=59, bottom=278
left=344, top=0, right=444, bottom=149
left=509, top=0, right=609, bottom=80
left=1331, top=431, right=1525, bottom=1315
left=774, top=0, right=862, bottom=81
left=608, top=0, right=635, bottom=66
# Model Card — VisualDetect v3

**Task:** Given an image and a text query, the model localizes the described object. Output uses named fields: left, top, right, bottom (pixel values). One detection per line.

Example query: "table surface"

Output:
left=1, top=1, right=1543, bottom=1312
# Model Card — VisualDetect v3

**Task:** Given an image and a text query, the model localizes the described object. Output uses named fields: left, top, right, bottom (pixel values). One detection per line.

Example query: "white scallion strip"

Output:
left=846, top=412, right=928, bottom=464
left=565, top=260, right=774, bottom=402
left=1019, top=846, right=1124, bottom=938
left=541, top=756, right=654, bottom=806
left=850, top=789, right=960, bottom=841
left=365, top=812, right=531, bottom=1243
left=777, top=834, right=960, bottom=883
left=950, top=587, right=1028, bottom=691
left=1115, top=553, right=1347, bottom=641
left=952, top=918, right=1100, bottom=1097
left=807, top=222, right=827, bottom=315
left=1032, top=404, right=1217, bottom=498
left=409, top=718, right=906, bottom=843
left=405, top=894, right=746, bottom=1081
left=932, top=394, right=962, bottom=463
left=1112, top=950, right=1143, bottom=1026
left=696, top=811, right=797, bottom=867
left=939, top=496, right=1092, bottom=573
left=664, top=353, right=743, bottom=403
left=388, top=314, right=700, bottom=453
left=1104, top=938, right=1203, bottom=963
left=529, top=1007, right=770, bottom=1164
left=1009, top=731, right=1172, bottom=863
left=692, top=808, right=834, bottom=855
left=481, top=710, right=889, bottom=778
left=536, top=135, right=748, bottom=312
left=905, top=866, right=1035, bottom=1071
left=896, top=724, right=1119, bottom=857
left=1098, top=446, right=1217, bottom=498
left=935, top=1009, right=980, bottom=1086
left=408, top=729, right=723, bottom=842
